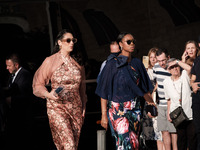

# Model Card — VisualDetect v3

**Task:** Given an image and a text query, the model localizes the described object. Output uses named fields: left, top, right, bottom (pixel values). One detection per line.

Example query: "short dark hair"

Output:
left=116, top=32, right=135, bottom=43
left=6, top=53, right=21, bottom=66
left=156, top=48, right=169, bottom=57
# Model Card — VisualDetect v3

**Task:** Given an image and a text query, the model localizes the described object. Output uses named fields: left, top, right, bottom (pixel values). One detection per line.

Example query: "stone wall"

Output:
left=67, top=0, right=200, bottom=60
left=0, top=0, right=200, bottom=61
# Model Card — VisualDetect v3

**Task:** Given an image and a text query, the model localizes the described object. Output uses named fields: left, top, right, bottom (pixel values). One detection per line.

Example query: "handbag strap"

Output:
left=180, top=82, right=182, bottom=106
left=172, top=79, right=182, bottom=106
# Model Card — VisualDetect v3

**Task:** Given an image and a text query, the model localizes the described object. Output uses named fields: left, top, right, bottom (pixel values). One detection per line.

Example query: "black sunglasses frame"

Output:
left=168, top=64, right=179, bottom=70
left=122, top=39, right=136, bottom=45
left=62, top=38, right=77, bottom=44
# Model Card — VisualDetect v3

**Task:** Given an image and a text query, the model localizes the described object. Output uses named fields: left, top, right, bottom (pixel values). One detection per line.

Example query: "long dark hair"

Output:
left=52, top=29, right=84, bottom=66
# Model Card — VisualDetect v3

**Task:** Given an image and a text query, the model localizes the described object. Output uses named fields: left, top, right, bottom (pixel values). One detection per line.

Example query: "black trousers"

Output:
left=176, top=120, right=197, bottom=150
left=192, top=92, right=200, bottom=150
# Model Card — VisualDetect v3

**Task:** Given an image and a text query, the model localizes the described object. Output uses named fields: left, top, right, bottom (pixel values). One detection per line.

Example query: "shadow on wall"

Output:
left=159, top=0, right=200, bottom=26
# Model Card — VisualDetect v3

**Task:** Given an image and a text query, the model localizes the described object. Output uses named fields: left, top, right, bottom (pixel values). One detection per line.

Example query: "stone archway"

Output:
left=0, top=16, right=30, bottom=32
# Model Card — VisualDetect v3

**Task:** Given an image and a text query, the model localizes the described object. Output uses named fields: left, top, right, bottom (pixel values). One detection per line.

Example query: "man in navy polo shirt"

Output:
left=191, top=55, right=200, bottom=150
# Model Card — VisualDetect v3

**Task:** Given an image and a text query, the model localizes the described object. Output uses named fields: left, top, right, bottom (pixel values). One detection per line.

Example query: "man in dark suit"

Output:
left=5, top=53, right=33, bottom=150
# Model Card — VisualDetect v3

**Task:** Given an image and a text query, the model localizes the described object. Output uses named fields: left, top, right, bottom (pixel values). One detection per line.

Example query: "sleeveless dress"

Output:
left=47, top=56, right=83, bottom=150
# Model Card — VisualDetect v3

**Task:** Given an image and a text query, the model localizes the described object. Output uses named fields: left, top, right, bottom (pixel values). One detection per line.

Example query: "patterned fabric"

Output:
left=108, top=98, right=141, bottom=150
left=96, top=55, right=154, bottom=150
left=47, top=57, right=83, bottom=150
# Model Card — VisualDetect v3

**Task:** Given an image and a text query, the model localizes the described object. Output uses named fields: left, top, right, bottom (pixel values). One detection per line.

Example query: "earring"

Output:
left=59, top=45, right=62, bottom=50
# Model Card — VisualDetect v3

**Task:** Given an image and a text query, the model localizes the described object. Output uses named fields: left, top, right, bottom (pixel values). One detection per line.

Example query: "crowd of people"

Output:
left=96, top=33, right=200, bottom=150
left=0, top=29, right=200, bottom=150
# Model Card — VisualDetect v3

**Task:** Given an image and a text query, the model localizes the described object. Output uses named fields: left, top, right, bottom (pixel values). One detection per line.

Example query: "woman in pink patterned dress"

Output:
left=32, top=29, right=87, bottom=150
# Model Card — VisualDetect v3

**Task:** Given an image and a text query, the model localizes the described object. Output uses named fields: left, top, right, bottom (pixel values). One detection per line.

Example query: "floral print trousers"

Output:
left=107, top=97, right=141, bottom=150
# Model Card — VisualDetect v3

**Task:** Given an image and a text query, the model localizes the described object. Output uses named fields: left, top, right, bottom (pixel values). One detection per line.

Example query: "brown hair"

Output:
left=184, top=40, right=200, bottom=66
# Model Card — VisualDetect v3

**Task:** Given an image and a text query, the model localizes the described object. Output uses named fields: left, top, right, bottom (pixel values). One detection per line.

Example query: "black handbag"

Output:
left=169, top=82, right=189, bottom=128
left=169, top=106, right=188, bottom=128
left=146, top=104, right=158, bottom=117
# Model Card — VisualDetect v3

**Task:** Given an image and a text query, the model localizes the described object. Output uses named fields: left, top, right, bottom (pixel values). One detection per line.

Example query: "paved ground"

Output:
left=32, top=112, right=115, bottom=150
left=0, top=82, right=157, bottom=150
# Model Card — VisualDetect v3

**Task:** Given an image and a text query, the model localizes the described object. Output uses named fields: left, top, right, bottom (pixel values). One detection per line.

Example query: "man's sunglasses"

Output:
left=124, top=39, right=136, bottom=45
left=62, top=38, right=77, bottom=44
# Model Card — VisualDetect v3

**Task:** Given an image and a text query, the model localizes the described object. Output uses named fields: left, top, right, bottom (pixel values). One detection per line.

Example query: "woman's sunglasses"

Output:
left=62, top=38, right=77, bottom=44
left=168, top=64, right=179, bottom=70
left=123, top=39, right=136, bottom=45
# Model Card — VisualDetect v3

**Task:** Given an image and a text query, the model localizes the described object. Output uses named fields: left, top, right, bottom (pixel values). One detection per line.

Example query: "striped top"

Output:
left=153, top=63, right=171, bottom=107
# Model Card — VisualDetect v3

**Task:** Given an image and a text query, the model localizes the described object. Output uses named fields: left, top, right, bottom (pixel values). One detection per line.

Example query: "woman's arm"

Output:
left=143, top=92, right=157, bottom=118
left=167, top=99, right=172, bottom=122
left=177, top=60, right=191, bottom=74
left=168, top=59, right=191, bottom=74
left=190, top=74, right=200, bottom=93
left=143, top=92, right=155, bottom=104
left=32, top=57, right=58, bottom=100
left=101, top=98, right=108, bottom=130
left=80, top=66, right=87, bottom=118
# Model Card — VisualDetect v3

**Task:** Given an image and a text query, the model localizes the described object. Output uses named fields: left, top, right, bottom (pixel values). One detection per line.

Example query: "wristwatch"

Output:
left=176, top=59, right=180, bottom=64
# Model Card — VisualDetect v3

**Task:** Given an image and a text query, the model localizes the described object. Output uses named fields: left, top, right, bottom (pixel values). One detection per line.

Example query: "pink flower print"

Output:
left=109, top=109, right=114, bottom=122
left=124, top=101, right=131, bottom=109
left=68, top=103, right=73, bottom=109
left=57, top=72, right=62, bottom=77
left=111, top=105, right=117, bottom=115
left=64, top=66, right=69, bottom=71
left=124, top=101, right=132, bottom=113
left=129, top=131, right=139, bottom=149
left=112, top=102, right=120, bottom=111
left=114, top=117, right=129, bottom=134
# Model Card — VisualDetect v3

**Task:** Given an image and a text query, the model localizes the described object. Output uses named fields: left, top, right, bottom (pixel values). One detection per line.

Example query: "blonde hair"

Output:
left=148, top=47, right=158, bottom=68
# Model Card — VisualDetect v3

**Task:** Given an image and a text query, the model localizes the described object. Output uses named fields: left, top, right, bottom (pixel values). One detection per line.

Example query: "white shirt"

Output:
left=163, top=70, right=193, bottom=120
left=147, top=68, right=154, bottom=81
left=12, top=67, right=22, bottom=83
